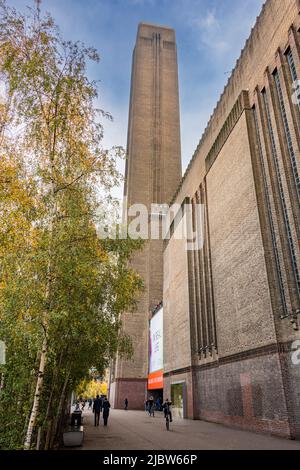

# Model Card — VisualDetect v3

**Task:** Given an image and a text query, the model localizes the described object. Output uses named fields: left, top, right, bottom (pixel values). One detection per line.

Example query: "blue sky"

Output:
left=7, top=0, right=264, bottom=195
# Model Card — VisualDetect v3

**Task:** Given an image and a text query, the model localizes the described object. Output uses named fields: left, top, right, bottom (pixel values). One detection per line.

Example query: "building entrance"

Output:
left=171, top=382, right=186, bottom=418
left=147, top=389, right=163, bottom=411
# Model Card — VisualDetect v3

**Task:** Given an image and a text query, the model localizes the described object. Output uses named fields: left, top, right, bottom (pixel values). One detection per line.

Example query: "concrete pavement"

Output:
left=78, top=408, right=300, bottom=450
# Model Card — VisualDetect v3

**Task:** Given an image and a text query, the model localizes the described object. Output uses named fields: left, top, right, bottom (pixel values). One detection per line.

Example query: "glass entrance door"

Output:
left=171, top=382, right=185, bottom=419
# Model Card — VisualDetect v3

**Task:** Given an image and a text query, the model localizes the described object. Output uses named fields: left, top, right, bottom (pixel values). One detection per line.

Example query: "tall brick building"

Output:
left=109, top=23, right=182, bottom=409
left=110, top=0, right=300, bottom=439
left=164, top=0, right=300, bottom=439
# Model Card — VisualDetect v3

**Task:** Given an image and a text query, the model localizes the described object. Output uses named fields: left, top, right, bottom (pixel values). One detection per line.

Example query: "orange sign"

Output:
left=148, top=370, right=163, bottom=390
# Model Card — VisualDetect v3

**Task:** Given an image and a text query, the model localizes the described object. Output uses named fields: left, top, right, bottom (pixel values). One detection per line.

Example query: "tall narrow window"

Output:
left=262, top=90, right=300, bottom=298
left=287, top=49, right=298, bottom=83
left=287, top=48, right=300, bottom=117
left=273, top=70, right=300, bottom=202
left=253, top=106, right=287, bottom=315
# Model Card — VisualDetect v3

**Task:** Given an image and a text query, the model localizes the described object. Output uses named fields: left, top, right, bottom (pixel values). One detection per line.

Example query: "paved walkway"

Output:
left=78, top=408, right=300, bottom=450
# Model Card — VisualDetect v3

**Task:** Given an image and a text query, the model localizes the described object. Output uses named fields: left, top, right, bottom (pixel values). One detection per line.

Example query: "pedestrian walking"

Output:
left=162, top=398, right=173, bottom=422
left=100, top=394, right=104, bottom=412
left=88, top=398, right=92, bottom=410
left=124, top=398, right=128, bottom=410
left=156, top=397, right=161, bottom=411
left=74, top=401, right=80, bottom=411
left=148, top=396, right=154, bottom=417
left=93, top=395, right=101, bottom=426
left=102, top=396, right=111, bottom=426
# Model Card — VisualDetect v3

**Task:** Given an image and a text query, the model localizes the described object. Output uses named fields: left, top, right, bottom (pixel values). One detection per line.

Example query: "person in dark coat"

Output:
left=124, top=398, right=128, bottom=410
left=93, top=395, right=101, bottom=426
left=162, top=398, right=172, bottom=422
left=148, top=396, right=154, bottom=417
left=102, top=396, right=111, bottom=426
left=100, top=394, right=105, bottom=412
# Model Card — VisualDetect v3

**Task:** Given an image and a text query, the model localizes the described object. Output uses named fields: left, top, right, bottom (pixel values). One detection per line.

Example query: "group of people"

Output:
left=74, top=397, right=93, bottom=411
left=74, top=399, right=84, bottom=411
left=74, top=395, right=111, bottom=426
left=92, top=395, right=111, bottom=426
left=74, top=394, right=172, bottom=428
left=145, top=396, right=172, bottom=421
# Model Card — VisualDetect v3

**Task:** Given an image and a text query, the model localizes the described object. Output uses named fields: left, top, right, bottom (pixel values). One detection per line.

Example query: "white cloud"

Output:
left=194, top=9, right=218, bottom=30
left=189, top=7, right=231, bottom=53
left=180, top=0, right=263, bottom=56
left=97, top=97, right=128, bottom=202
left=174, top=0, right=264, bottom=169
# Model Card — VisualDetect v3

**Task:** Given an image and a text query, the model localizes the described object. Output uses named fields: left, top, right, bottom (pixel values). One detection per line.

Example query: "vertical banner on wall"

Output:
left=148, top=307, right=163, bottom=390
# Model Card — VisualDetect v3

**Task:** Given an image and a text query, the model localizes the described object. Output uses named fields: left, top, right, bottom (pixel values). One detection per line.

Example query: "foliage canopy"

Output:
left=0, top=0, right=143, bottom=450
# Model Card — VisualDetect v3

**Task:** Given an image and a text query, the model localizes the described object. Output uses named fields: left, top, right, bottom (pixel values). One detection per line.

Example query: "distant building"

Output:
left=109, top=22, right=182, bottom=410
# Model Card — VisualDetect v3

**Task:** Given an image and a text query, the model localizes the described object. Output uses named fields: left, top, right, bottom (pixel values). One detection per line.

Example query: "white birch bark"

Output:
left=24, top=337, right=47, bottom=449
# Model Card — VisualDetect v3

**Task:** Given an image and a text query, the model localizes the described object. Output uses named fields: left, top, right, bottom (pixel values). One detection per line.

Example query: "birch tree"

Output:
left=0, top=0, right=143, bottom=450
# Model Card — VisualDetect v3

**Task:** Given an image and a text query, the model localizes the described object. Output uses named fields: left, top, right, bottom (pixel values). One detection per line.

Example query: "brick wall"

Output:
left=194, top=352, right=293, bottom=438
left=206, top=112, right=276, bottom=357
left=163, top=226, right=191, bottom=374
left=163, top=0, right=300, bottom=438
left=113, top=379, right=147, bottom=410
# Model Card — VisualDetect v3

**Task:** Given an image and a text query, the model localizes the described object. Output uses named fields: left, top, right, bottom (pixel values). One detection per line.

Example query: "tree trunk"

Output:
left=23, top=65, right=59, bottom=450
left=36, top=427, right=42, bottom=450
left=24, top=336, right=47, bottom=449
left=43, top=380, right=62, bottom=449
left=49, top=371, right=70, bottom=449
left=43, top=349, right=64, bottom=435
left=44, top=419, right=52, bottom=451
left=23, top=151, right=57, bottom=449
